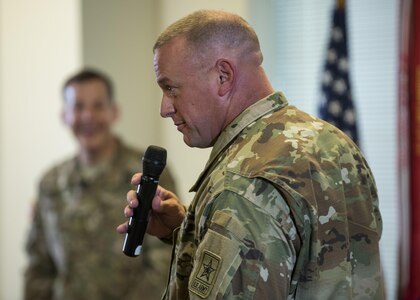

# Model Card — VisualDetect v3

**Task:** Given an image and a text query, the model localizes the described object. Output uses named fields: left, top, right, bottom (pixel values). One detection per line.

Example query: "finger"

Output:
left=124, top=205, right=134, bottom=218
left=116, top=222, right=128, bottom=234
left=151, top=196, right=163, bottom=213
left=152, top=188, right=177, bottom=212
left=152, top=190, right=168, bottom=212
left=130, top=173, right=142, bottom=185
left=127, top=190, right=138, bottom=206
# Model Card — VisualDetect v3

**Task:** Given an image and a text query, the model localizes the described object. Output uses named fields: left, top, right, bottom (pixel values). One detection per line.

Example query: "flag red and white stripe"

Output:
left=399, top=0, right=420, bottom=298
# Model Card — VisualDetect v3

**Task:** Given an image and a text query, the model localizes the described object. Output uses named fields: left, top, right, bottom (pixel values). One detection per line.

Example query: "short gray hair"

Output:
left=153, top=10, right=262, bottom=63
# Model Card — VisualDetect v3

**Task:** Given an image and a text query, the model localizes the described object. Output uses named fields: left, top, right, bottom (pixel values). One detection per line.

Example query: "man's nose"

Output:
left=160, top=95, right=175, bottom=118
left=80, top=107, right=94, bottom=121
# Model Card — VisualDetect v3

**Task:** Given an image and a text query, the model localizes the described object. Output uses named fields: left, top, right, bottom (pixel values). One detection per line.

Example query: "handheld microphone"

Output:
left=122, top=145, right=167, bottom=257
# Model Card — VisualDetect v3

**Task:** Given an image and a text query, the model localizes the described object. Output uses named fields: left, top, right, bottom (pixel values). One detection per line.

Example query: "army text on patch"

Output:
left=189, top=250, right=222, bottom=298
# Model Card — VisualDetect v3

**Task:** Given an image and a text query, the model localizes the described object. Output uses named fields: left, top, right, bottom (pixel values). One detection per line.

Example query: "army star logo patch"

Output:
left=189, top=250, right=222, bottom=298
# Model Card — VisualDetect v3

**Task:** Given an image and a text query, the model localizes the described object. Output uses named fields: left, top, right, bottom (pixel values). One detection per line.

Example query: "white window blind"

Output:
left=251, top=1, right=399, bottom=298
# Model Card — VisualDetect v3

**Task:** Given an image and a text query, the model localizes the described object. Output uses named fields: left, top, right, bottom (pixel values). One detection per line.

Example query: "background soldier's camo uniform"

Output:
left=25, top=139, right=176, bottom=300
left=164, top=92, right=384, bottom=299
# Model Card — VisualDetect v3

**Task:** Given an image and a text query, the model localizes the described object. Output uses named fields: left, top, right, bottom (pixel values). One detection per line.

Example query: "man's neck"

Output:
left=225, top=67, right=274, bottom=129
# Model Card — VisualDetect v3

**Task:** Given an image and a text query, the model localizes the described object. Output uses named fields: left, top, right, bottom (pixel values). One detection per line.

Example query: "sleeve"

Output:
left=24, top=200, right=57, bottom=300
left=187, top=178, right=300, bottom=300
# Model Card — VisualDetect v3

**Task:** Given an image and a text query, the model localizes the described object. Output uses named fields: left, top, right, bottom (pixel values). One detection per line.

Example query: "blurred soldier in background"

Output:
left=24, top=69, right=176, bottom=300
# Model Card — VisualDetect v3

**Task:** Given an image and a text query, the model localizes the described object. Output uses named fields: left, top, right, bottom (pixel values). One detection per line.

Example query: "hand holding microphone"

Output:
left=122, top=145, right=167, bottom=257
left=120, top=145, right=187, bottom=257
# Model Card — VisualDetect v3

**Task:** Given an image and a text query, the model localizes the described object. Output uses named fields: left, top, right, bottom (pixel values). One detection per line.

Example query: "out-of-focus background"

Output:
left=0, top=0, right=402, bottom=299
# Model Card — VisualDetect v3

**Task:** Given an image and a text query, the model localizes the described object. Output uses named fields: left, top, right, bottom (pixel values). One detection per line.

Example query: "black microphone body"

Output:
left=122, top=145, right=166, bottom=257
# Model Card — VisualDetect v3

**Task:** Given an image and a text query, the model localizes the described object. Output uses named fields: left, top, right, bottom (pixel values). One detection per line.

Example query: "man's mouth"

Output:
left=78, top=125, right=99, bottom=137
left=174, top=122, right=186, bottom=132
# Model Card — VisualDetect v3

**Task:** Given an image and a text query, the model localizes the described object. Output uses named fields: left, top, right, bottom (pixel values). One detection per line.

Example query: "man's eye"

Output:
left=166, top=86, right=176, bottom=96
left=75, top=103, right=84, bottom=112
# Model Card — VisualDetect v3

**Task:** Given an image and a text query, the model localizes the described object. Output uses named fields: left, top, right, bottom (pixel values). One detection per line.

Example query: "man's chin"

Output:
left=183, top=135, right=212, bottom=149
left=182, top=135, right=195, bottom=148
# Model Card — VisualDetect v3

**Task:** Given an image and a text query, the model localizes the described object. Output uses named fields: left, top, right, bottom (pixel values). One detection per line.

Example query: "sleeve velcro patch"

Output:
left=189, top=250, right=222, bottom=298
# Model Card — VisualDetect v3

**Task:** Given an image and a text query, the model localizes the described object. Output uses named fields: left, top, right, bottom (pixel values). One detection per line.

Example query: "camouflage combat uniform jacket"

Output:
left=25, top=139, right=176, bottom=300
left=164, top=92, right=384, bottom=299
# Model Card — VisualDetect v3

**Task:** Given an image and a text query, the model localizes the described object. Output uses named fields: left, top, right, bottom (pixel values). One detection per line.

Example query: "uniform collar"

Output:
left=190, top=92, right=288, bottom=192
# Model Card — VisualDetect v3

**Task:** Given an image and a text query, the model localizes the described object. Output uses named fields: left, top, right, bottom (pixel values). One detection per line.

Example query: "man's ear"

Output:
left=215, top=59, right=234, bottom=97
left=111, top=103, right=119, bottom=122
left=61, top=109, right=70, bottom=126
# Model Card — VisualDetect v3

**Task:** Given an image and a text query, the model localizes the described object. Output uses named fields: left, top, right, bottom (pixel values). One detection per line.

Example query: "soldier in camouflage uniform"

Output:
left=118, top=10, right=385, bottom=299
left=24, top=69, right=176, bottom=300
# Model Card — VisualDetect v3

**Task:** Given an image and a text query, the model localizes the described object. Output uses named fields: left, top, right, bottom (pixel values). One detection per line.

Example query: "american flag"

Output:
left=318, top=0, right=359, bottom=145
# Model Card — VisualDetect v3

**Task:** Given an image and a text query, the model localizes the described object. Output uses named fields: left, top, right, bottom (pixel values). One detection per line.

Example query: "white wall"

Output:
left=0, top=1, right=81, bottom=299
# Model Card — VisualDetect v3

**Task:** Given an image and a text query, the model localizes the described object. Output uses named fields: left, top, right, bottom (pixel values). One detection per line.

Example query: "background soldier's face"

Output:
left=62, top=79, right=117, bottom=153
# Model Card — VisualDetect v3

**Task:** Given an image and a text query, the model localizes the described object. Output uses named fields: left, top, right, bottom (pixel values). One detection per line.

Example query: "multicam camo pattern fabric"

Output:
left=24, top=139, right=175, bottom=300
left=163, top=92, right=384, bottom=299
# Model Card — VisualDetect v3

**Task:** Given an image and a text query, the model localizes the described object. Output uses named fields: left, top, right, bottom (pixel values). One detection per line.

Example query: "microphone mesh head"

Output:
left=142, top=145, right=167, bottom=178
